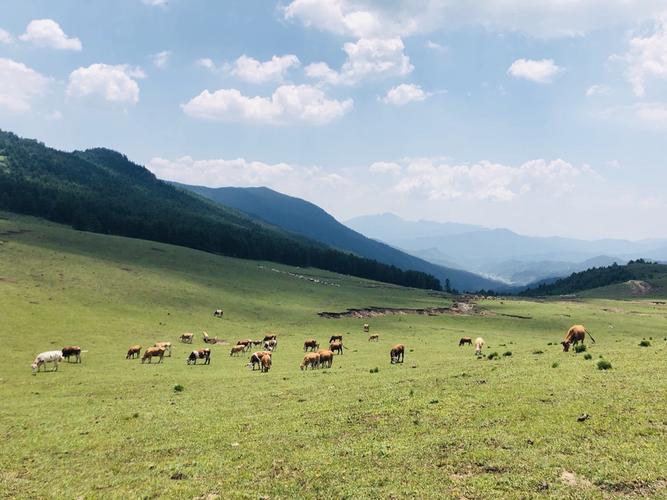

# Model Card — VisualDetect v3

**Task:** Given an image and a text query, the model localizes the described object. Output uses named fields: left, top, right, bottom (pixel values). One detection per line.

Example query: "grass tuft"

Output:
left=583, top=353, right=593, bottom=360
left=639, top=340, right=651, bottom=347
left=487, top=352, right=499, bottom=360
left=369, top=367, right=379, bottom=374
left=503, top=351, right=512, bottom=357
left=597, top=359, right=612, bottom=370
left=173, top=384, right=184, bottom=392
left=574, top=344, right=587, bottom=353
left=551, top=362, right=559, bottom=368
left=532, top=350, right=544, bottom=355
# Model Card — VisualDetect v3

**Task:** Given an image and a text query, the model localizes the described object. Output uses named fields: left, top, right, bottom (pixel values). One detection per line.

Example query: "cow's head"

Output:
left=561, top=341, right=571, bottom=352
left=31, top=362, right=39, bottom=374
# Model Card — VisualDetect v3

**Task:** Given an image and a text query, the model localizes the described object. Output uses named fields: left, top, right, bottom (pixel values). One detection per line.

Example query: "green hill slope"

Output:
left=0, top=130, right=440, bottom=290
left=521, top=259, right=667, bottom=298
left=175, top=184, right=505, bottom=292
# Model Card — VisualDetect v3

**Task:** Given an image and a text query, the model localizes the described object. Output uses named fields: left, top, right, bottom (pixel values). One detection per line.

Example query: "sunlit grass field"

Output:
left=1, top=214, right=666, bottom=498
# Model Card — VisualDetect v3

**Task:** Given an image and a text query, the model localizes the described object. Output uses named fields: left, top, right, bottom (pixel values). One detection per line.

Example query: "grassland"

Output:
left=1, top=213, right=666, bottom=499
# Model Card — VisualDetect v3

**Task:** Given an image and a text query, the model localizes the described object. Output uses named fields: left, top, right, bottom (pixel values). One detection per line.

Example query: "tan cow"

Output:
left=561, top=325, right=595, bottom=352
left=249, top=351, right=272, bottom=371
left=179, top=333, right=194, bottom=344
left=236, top=339, right=253, bottom=352
left=61, top=346, right=82, bottom=363
left=318, top=349, right=334, bottom=368
left=390, top=344, right=405, bottom=364
left=474, top=337, right=485, bottom=356
left=329, top=341, right=344, bottom=355
left=230, top=345, right=245, bottom=356
left=368, top=334, right=379, bottom=342
left=300, top=352, right=320, bottom=370
left=142, top=347, right=165, bottom=364
left=153, top=342, right=172, bottom=357
left=260, top=353, right=272, bottom=373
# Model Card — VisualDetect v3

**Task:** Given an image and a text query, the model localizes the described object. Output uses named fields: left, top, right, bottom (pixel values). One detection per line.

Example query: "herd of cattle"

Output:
left=30, top=309, right=596, bottom=374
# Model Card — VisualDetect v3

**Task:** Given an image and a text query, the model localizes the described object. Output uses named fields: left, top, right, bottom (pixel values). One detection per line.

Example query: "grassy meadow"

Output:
left=1, top=213, right=666, bottom=499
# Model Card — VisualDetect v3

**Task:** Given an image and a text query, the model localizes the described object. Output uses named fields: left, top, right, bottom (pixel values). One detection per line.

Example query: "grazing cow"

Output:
left=31, top=351, right=64, bottom=374
left=260, top=353, right=272, bottom=373
left=187, top=348, right=211, bottom=365
left=368, top=334, right=379, bottom=342
left=330, top=341, right=344, bottom=355
left=213, top=309, right=224, bottom=318
left=179, top=333, right=194, bottom=344
left=61, top=346, right=82, bottom=363
left=300, top=352, right=320, bottom=370
left=459, top=337, right=472, bottom=347
left=474, top=337, right=485, bottom=356
left=251, top=340, right=263, bottom=346
left=263, top=334, right=277, bottom=342
left=236, top=339, right=253, bottom=352
left=363, top=324, right=370, bottom=333
left=303, top=339, right=319, bottom=352
left=318, top=349, right=334, bottom=368
left=329, top=335, right=343, bottom=343
left=202, top=332, right=219, bottom=345
left=153, top=342, right=172, bottom=357
left=561, top=325, right=595, bottom=352
left=390, top=344, right=405, bottom=364
left=248, top=351, right=272, bottom=371
left=126, top=345, right=141, bottom=359
left=142, top=347, right=165, bottom=364
left=264, top=339, right=278, bottom=351
left=230, top=345, right=245, bottom=356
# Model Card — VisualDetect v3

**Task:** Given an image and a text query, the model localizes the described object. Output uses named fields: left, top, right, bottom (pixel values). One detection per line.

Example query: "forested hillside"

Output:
left=0, top=130, right=441, bottom=290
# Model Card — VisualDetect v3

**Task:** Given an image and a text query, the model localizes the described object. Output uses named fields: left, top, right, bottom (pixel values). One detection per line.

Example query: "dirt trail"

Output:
left=318, top=301, right=475, bottom=319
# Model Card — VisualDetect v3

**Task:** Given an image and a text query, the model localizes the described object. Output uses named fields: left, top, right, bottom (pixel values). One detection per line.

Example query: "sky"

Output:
left=1, top=0, right=666, bottom=240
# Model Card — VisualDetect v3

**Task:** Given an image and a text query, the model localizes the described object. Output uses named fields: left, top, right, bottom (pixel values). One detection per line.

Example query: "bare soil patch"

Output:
left=318, top=301, right=475, bottom=319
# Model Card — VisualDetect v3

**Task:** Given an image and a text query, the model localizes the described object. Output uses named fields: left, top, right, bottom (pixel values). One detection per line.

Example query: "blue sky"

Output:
left=1, top=0, right=666, bottom=239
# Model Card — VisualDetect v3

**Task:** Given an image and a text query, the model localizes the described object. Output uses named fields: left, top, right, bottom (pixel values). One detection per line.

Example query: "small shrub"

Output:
left=583, top=353, right=592, bottom=360
left=547, top=342, right=553, bottom=346
left=597, top=359, right=612, bottom=370
left=503, top=351, right=512, bottom=357
left=551, top=362, right=559, bottom=368
left=173, top=384, right=184, bottom=392
left=487, top=352, right=499, bottom=360
left=370, top=367, right=379, bottom=373
left=639, top=340, right=651, bottom=347
left=574, top=344, right=587, bottom=353
left=532, top=350, right=544, bottom=355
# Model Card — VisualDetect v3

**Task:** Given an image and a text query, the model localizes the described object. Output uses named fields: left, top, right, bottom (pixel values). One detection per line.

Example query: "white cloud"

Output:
left=47, top=110, right=63, bottom=121
left=377, top=157, right=596, bottom=202
left=230, top=54, right=300, bottom=83
left=0, top=58, right=50, bottom=113
left=369, top=161, right=402, bottom=175
left=507, top=58, right=563, bottom=83
left=148, top=156, right=349, bottom=200
left=586, top=84, right=611, bottom=96
left=0, top=28, right=13, bottom=44
left=143, top=0, right=168, bottom=6
left=634, top=102, right=667, bottom=125
left=19, top=19, right=81, bottom=51
left=182, top=84, right=353, bottom=124
left=305, top=37, right=413, bottom=85
left=151, top=50, right=171, bottom=69
left=195, top=58, right=216, bottom=70
left=614, top=15, right=667, bottom=97
left=284, top=0, right=666, bottom=39
left=380, top=83, right=430, bottom=106
left=67, top=64, right=146, bottom=105
left=425, top=40, right=446, bottom=51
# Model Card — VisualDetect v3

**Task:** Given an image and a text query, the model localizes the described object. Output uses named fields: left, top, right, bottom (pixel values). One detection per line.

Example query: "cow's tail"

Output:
left=586, top=329, right=596, bottom=343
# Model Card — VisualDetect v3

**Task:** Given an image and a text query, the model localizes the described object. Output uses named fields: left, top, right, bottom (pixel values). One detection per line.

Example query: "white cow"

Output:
left=474, top=337, right=485, bottom=356
left=31, top=350, right=64, bottom=374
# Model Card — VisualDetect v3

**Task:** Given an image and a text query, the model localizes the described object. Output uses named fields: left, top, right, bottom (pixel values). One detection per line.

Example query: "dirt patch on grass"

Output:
left=318, top=301, right=475, bottom=319
left=0, top=229, right=31, bottom=237
left=0, top=277, right=17, bottom=284
left=561, top=470, right=593, bottom=489
left=626, top=280, right=653, bottom=296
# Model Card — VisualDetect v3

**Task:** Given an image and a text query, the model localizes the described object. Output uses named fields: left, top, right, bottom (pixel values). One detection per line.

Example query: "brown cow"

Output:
left=300, top=352, right=320, bottom=370
left=459, top=337, right=472, bottom=346
left=390, top=344, right=405, bottom=364
left=153, top=342, right=172, bottom=357
left=260, top=353, right=272, bottom=372
left=236, top=339, right=253, bottom=352
left=329, top=335, right=343, bottom=343
left=264, top=339, right=278, bottom=351
left=126, top=345, right=141, bottom=359
left=251, top=339, right=263, bottom=346
left=561, top=325, right=595, bottom=352
left=318, top=349, right=334, bottom=368
left=263, top=334, right=277, bottom=342
left=61, top=346, right=82, bottom=363
left=303, top=339, right=319, bottom=352
left=230, top=345, right=245, bottom=356
left=179, top=333, right=194, bottom=344
left=368, top=334, right=379, bottom=342
left=330, top=341, right=344, bottom=355
left=142, top=347, right=165, bottom=364
left=187, top=348, right=211, bottom=365
left=249, top=351, right=272, bottom=371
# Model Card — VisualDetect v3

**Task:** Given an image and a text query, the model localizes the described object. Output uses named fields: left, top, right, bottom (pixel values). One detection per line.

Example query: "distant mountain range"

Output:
left=347, top=213, right=667, bottom=285
left=174, top=184, right=507, bottom=292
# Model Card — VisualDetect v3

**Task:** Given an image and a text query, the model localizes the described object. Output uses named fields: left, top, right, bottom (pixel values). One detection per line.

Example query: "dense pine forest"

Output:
left=0, top=130, right=442, bottom=291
